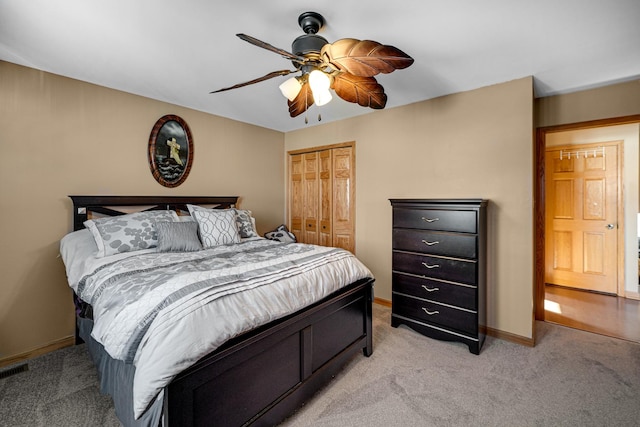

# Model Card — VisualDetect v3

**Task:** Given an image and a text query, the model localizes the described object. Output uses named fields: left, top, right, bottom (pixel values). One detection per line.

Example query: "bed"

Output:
left=60, top=195, right=374, bottom=427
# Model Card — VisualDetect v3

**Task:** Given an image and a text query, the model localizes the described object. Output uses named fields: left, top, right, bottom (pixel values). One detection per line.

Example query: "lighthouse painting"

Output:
left=148, top=115, right=193, bottom=187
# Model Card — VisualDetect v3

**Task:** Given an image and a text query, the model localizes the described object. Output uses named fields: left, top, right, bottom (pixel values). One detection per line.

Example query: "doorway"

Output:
left=535, top=118, right=640, bottom=343
left=544, top=142, right=622, bottom=295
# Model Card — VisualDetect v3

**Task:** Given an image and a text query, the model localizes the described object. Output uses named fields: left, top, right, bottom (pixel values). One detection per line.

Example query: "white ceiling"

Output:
left=2, top=0, right=639, bottom=132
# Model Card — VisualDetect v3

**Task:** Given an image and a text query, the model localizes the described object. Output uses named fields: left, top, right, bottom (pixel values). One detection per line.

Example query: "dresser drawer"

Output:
left=393, top=208, right=477, bottom=233
left=392, top=293, right=476, bottom=335
left=392, top=272, right=476, bottom=311
left=393, top=229, right=477, bottom=259
left=393, top=252, right=476, bottom=285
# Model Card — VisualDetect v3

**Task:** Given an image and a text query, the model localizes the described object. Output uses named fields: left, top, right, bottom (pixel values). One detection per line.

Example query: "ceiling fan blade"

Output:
left=210, top=69, right=296, bottom=93
left=288, top=82, right=314, bottom=117
left=321, top=38, right=414, bottom=77
left=332, top=72, right=387, bottom=109
left=236, top=33, right=306, bottom=63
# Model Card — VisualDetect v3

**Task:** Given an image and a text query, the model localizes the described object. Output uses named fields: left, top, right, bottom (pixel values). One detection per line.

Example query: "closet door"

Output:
left=302, top=152, right=319, bottom=244
left=332, top=147, right=355, bottom=253
left=288, top=143, right=355, bottom=251
left=289, top=154, right=304, bottom=239
left=319, top=149, right=333, bottom=246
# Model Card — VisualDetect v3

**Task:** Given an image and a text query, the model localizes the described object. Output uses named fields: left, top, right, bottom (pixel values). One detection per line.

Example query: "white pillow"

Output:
left=84, top=210, right=179, bottom=257
left=188, top=205, right=240, bottom=248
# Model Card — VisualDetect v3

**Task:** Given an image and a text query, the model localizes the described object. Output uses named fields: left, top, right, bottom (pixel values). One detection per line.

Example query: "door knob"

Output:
left=606, top=224, right=615, bottom=229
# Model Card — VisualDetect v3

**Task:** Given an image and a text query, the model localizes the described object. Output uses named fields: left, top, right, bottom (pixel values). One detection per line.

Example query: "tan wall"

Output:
left=535, top=79, right=640, bottom=128
left=0, top=61, right=285, bottom=360
left=7, top=62, right=635, bottom=360
left=285, top=77, right=535, bottom=339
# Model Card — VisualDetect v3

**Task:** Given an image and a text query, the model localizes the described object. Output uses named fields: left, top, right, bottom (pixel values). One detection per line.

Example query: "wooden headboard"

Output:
left=69, top=195, right=239, bottom=231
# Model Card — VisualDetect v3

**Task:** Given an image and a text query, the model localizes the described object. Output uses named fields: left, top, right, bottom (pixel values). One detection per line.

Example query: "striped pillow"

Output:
left=156, top=221, right=202, bottom=252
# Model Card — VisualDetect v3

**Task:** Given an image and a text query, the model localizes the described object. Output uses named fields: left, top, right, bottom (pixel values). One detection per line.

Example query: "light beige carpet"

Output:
left=281, top=305, right=640, bottom=426
left=2, top=304, right=639, bottom=426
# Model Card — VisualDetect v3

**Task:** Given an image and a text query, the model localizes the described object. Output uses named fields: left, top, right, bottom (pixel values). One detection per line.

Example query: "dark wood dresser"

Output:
left=389, top=199, right=487, bottom=354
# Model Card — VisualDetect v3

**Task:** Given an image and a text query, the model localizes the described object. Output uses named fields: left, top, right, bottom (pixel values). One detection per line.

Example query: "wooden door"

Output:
left=288, top=143, right=355, bottom=251
left=332, top=147, right=355, bottom=253
left=545, top=143, right=621, bottom=294
left=303, top=152, right=319, bottom=244
left=289, top=154, right=304, bottom=239
left=319, top=150, right=333, bottom=246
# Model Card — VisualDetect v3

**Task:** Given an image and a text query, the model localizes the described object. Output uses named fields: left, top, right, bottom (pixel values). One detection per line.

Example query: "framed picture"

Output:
left=148, top=115, right=193, bottom=187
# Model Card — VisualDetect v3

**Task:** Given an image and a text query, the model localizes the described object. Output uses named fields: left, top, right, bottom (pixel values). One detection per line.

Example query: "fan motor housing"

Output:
left=292, top=34, right=328, bottom=57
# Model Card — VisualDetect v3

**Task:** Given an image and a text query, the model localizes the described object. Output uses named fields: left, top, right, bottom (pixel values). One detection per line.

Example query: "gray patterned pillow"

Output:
left=156, top=221, right=202, bottom=252
left=84, top=210, right=179, bottom=257
left=264, top=224, right=297, bottom=243
left=188, top=205, right=240, bottom=248
left=234, top=209, right=258, bottom=238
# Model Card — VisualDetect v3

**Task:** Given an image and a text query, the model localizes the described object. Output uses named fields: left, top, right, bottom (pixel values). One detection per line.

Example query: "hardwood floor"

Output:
left=544, top=284, right=640, bottom=343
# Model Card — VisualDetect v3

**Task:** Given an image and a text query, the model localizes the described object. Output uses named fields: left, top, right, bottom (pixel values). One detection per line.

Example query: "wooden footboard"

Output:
left=164, top=278, right=374, bottom=427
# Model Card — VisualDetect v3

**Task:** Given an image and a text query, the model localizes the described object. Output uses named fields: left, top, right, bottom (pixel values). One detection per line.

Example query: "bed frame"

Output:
left=68, top=195, right=374, bottom=427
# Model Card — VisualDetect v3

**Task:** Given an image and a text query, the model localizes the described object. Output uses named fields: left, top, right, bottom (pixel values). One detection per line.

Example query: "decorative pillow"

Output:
left=234, top=209, right=259, bottom=238
left=264, top=224, right=297, bottom=243
left=156, top=221, right=202, bottom=252
left=84, top=210, right=179, bottom=257
left=188, top=205, right=240, bottom=248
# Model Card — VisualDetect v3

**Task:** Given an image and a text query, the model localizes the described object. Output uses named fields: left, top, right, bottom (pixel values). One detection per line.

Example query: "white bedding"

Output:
left=60, top=230, right=373, bottom=419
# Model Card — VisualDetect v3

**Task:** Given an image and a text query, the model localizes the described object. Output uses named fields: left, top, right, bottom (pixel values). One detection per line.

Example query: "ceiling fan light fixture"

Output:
left=279, top=77, right=302, bottom=101
left=314, top=88, right=333, bottom=106
left=308, top=69, right=332, bottom=106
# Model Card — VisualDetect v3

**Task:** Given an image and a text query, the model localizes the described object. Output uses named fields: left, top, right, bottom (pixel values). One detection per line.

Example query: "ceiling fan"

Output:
left=211, top=11, right=414, bottom=119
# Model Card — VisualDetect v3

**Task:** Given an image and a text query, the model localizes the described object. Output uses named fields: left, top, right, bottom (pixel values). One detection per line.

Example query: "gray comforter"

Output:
left=69, top=237, right=372, bottom=419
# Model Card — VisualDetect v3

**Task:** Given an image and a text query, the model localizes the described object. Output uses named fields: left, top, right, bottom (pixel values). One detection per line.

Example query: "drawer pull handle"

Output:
left=421, top=240, right=439, bottom=246
left=421, top=262, right=440, bottom=269
left=421, top=285, right=439, bottom=292
left=422, top=307, right=439, bottom=315
left=421, top=217, right=440, bottom=223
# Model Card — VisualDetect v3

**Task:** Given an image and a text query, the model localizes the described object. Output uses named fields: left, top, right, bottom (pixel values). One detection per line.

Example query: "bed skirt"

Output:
left=78, top=317, right=164, bottom=427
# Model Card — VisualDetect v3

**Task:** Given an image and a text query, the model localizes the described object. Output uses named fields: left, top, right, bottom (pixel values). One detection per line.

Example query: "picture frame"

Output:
left=148, top=114, right=193, bottom=188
